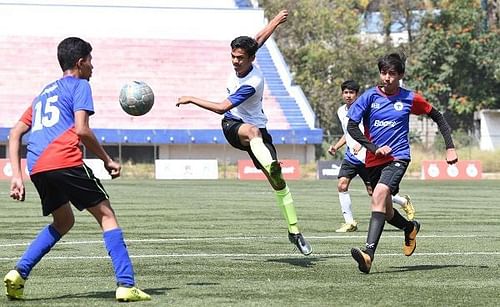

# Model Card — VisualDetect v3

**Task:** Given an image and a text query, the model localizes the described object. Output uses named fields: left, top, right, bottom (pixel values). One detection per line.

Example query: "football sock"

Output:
left=103, top=228, right=135, bottom=287
left=275, top=185, right=299, bottom=234
left=386, top=208, right=412, bottom=231
left=391, top=194, right=407, bottom=207
left=16, top=224, right=61, bottom=279
left=338, top=191, right=355, bottom=224
left=249, top=137, right=273, bottom=170
left=365, top=211, right=385, bottom=259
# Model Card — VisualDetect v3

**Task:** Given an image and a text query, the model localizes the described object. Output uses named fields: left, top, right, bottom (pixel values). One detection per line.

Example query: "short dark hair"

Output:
left=341, top=80, right=360, bottom=93
left=230, top=36, right=258, bottom=57
left=377, top=52, right=406, bottom=74
left=57, top=37, right=92, bottom=71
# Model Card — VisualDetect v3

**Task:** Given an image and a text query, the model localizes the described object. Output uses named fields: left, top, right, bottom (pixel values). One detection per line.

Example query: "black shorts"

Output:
left=338, top=159, right=371, bottom=185
left=367, top=160, right=409, bottom=195
left=221, top=118, right=277, bottom=169
left=31, top=164, right=109, bottom=216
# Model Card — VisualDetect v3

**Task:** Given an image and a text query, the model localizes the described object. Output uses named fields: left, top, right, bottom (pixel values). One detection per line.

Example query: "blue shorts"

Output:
left=31, top=164, right=109, bottom=216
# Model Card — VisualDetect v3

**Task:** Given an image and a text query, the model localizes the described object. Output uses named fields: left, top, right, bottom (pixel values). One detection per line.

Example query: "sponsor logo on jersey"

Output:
left=371, top=102, right=380, bottom=109
left=394, top=101, right=404, bottom=111
left=373, top=119, right=397, bottom=127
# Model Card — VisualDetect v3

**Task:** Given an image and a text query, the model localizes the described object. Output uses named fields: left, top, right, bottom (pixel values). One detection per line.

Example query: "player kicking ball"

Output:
left=176, top=10, right=312, bottom=256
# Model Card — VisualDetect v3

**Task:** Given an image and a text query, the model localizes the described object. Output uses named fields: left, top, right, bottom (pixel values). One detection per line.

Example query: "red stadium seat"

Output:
left=0, top=36, right=291, bottom=130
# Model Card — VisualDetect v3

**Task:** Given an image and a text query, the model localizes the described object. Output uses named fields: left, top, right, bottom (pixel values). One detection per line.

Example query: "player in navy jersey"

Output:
left=346, top=53, right=458, bottom=273
left=4, top=37, right=150, bottom=301
left=176, top=10, right=312, bottom=256
left=328, top=80, right=416, bottom=233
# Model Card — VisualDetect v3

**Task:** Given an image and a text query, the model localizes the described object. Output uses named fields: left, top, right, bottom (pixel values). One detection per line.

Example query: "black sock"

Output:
left=365, top=212, right=386, bottom=259
left=387, top=208, right=413, bottom=232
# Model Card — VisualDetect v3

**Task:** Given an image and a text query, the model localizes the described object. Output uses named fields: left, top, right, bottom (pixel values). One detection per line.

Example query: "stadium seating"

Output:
left=0, top=35, right=321, bottom=143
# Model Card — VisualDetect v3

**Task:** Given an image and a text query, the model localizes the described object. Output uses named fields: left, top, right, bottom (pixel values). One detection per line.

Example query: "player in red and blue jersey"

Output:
left=4, top=37, right=150, bottom=301
left=328, top=80, right=415, bottom=234
left=346, top=53, right=458, bottom=274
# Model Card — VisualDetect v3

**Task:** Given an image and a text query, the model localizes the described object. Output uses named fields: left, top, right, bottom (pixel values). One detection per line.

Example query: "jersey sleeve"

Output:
left=347, top=91, right=370, bottom=122
left=227, top=85, right=256, bottom=107
left=19, top=106, right=32, bottom=126
left=411, top=93, right=433, bottom=115
left=73, top=80, right=95, bottom=115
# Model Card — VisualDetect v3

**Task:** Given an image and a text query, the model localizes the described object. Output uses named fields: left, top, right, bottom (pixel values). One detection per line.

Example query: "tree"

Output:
left=358, top=0, right=439, bottom=47
left=406, top=0, right=500, bottom=130
left=258, top=0, right=499, bottom=137
left=485, top=0, right=500, bottom=30
left=258, top=0, right=385, bottom=139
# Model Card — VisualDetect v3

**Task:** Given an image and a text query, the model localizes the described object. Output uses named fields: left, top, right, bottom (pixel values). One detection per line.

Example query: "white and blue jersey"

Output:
left=224, top=65, right=268, bottom=128
left=347, top=86, right=432, bottom=167
left=337, top=104, right=366, bottom=165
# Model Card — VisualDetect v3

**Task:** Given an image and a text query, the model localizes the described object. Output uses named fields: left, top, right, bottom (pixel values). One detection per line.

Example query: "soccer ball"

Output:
left=119, top=81, right=154, bottom=116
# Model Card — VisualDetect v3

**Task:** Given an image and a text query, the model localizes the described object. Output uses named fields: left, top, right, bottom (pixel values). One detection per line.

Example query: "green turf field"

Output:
left=0, top=179, right=498, bottom=306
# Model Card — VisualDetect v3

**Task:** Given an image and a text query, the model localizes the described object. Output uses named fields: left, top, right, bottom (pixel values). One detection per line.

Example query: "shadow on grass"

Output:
left=383, top=228, right=405, bottom=232
left=266, top=256, right=333, bottom=268
left=381, top=264, right=489, bottom=274
left=21, top=286, right=175, bottom=301
left=186, top=282, right=220, bottom=286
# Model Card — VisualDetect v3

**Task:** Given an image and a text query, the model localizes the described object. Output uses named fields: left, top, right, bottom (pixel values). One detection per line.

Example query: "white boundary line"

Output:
left=1, top=251, right=499, bottom=262
left=1, top=234, right=499, bottom=261
left=0, top=234, right=492, bottom=248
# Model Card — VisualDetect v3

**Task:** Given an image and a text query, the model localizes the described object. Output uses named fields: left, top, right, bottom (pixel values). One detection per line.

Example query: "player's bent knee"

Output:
left=87, top=200, right=118, bottom=225
left=52, top=219, right=74, bottom=236
left=338, top=185, right=349, bottom=192
left=337, top=178, right=350, bottom=192
left=51, top=204, right=75, bottom=235
left=247, top=126, right=262, bottom=138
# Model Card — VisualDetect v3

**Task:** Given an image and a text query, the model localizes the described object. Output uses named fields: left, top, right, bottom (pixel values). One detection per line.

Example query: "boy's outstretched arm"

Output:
left=177, top=96, right=233, bottom=115
left=255, top=9, right=288, bottom=49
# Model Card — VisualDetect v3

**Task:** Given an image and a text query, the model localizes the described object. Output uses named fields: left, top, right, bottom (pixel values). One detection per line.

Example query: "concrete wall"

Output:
left=476, top=109, right=500, bottom=151
left=157, top=144, right=316, bottom=164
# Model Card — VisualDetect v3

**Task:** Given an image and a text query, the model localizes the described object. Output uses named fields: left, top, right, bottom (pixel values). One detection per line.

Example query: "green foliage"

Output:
left=318, top=139, right=344, bottom=160
left=406, top=0, right=500, bottom=130
left=259, top=0, right=499, bottom=136
left=259, top=0, right=386, bottom=137
left=432, top=129, right=477, bottom=152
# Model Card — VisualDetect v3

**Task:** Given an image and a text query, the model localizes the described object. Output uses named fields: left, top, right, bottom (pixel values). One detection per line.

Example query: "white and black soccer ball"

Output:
left=119, top=81, right=154, bottom=116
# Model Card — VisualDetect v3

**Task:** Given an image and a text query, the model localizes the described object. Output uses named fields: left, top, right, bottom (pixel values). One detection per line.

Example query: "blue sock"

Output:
left=16, top=224, right=61, bottom=279
left=103, top=228, right=135, bottom=287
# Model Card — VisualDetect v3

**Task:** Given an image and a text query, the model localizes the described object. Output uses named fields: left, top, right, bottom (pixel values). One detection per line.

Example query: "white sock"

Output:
left=249, top=137, right=273, bottom=168
left=392, top=194, right=407, bottom=207
left=338, top=191, right=355, bottom=224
